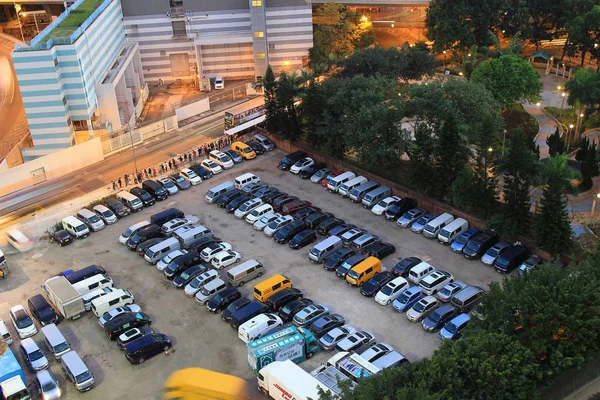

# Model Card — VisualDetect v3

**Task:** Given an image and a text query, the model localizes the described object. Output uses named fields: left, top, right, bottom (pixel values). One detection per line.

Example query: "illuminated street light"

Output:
left=361, top=15, right=368, bottom=22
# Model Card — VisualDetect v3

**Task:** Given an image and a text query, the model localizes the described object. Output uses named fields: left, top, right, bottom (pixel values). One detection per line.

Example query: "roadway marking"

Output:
left=195, top=120, right=224, bottom=135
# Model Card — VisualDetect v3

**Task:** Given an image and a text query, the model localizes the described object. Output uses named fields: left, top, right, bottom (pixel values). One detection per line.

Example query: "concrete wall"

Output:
left=175, top=98, right=210, bottom=121
left=0, top=137, right=104, bottom=197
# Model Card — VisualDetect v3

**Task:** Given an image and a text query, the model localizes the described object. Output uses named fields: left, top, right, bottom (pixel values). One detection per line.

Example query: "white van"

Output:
left=348, top=181, right=379, bottom=203
left=0, top=320, right=12, bottom=345
left=41, top=324, right=71, bottom=359
left=309, top=235, right=343, bottom=263
left=408, top=262, right=436, bottom=285
left=205, top=181, right=235, bottom=203
left=119, top=221, right=150, bottom=244
left=75, top=209, right=105, bottom=232
left=437, top=218, right=469, bottom=245
left=234, top=173, right=261, bottom=190
left=62, top=216, right=90, bottom=239
left=116, top=191, right=143, bottom=212
left=209, top=150, right=234, bottom=169
left=338, top=176, right=368, bottom=198
left=144, top=237, right=181, bottom=264
left=226, top=259, right=266, bottom=287
left=72, top=274, right=113, bottom=295
left=362, top=186, right=392, bottom=209
left=173, top=225, right=212, bottom=249
left=245, top=204, right=274, bottom=224
left=327, top=171, right=356, bottom=193
left=90, top=288, right=134, bottom=317
left=82, top=287, right=114, bottom=311
left=422, top=213, right=455, bottom=239
left=238, top=313, right=283, bottom=343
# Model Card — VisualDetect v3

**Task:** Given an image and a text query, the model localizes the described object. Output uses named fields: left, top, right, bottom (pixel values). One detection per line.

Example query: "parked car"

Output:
left=293, top=304, right=329, bottom=327
left=253, top=185, right=276, bottom=198
left=225, top=149, right=243, bottom=164
left=273, top=220, right=307, bottom=244
left=157, top=177, right=179, bottom=195
left=34, top=370, right=61, bottom=400
left=351, top=233, right=380, bottom=252
left=180, top=168, right=202, bottom=185
left=169, top=174, right=191, bottom=190
left=278, top=151, right=307, bottom=170
left=360, top=271, right=394, bottom=297
left=304, top=212, right=334, bottom=229
left=392, top=286, right=424, bottom=313
left=340, top=228, right=366, bottom=246
left=241, top=182, right=264, bottom=196
left=200, top=242, right=233, bottom=262
left=435, top=281, right=468, bottom=303
left=335, top=330, right=374, bottom=352
left=93, top=204, right=118, bottom=225
left=161, top=218, right=195, bottom=235
left=289, top=230, right=317, bottom=249
left=206, top=287, right=242, bottom=313
left=481, top=241, right=511, bottom=265
left=173, top=265, right=209, bottom=289
left=98, top=304, right=142, bottom=327
left=49, top=229, right=72, bottom=246
left=209, top=150, right=234, bottom=169
left=410, top=213, right=438, bottom=234
left=216, top=190, right=243, bottom=208
left=310, top=168, right=334, bottom=184
left=221, top=297, right=252, bottom=322
left=319, top=325, right=356, bottom=350
left=371, top=196, right=402, bottom=216
left=136, top=238, right=164, bottom=256
left=264, top=215, right=294, bottom=237
left=440, top=313, right=470, bottom=340
left=375, top=277, right=410, bottom=306
left=265, top=288, right=303, bottom=311
left=125, top=333, right=172, bottom=364
left=384, top=200, right=414, bottom=221
left=201, top=159, right=223, bottom=174
left=117, top=326, right=154, bottom=350
left=328, top=224, right=357, bottom=238
left=518, top=255, right=544, bottom=274
left=320, top=170, right=342, bottom=187
left=10, top=305, right=37, bottom=338
left=272, top=196, right=299, bottom=212
left=323, top=248, right=356, bottom=271
left=406, top=296, right=439, bottom=322
left=317, top=218, right=345, bottom=235
left=310, top=314, right=345, bottom=338
left=299, top=162, right=326, bottom=179
left=104, top=312, right=152, bottom=340
left=336, top=253, right=366, bottom=278
left=225, top=195, right=251, bottom=213
left=188, top=237, right=222, bottom=254
left=392, top=257, right=422, bottom=277
left=359, top=343, right=394, bottom=363
left=247, top=140, right=265, bottom=155
left=290, top=157, right=315, bottom=174
left=463, top=231, right=500, bottom=260
left=364, top=242, right=396, bottom=259
left=396, top=208, right=426, bottom=228
left=422, top=304, right=458, bottom=332
left=254, top=213, right=281, bottom=231
left=450, top=228, right=479, bottom=254
left=189, top=164, right=213, bottom=180
left=211, top=250, right=241, bottom=269
left=278, top=298, right=314, bottom=322
left=184, top=269, right=219, bottom=297
left=293, top=207, right=321, bottom=221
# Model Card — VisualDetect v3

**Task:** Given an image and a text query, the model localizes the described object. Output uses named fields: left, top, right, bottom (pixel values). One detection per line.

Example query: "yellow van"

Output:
left=231, top=141, right=256, bottom=160
left=346, top=256, right=382, bottom=287
left=163, top=368, right=248, bottom=400
left=253, top=274, right=292, bottom=302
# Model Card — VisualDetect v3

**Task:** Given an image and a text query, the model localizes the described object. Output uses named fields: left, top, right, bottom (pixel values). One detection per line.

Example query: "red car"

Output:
left=320, top=170, right=342, bottom=188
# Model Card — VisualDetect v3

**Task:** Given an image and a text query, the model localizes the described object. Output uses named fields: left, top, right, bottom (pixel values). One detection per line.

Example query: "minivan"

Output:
left=173, top=225, right=211, bottom=249
left=119, top=221, right=151, bottom=244
left=362, top=186, right=392, bottom=209
left=246, top=204, right=274, bottom=224
left=66, top=265, right=107, bottom=285
left=338, top=176, right=368, bottom=198
left=408, top=262, right=436, bottom=284
left=72, top=274, right=113, bottom=295
left=126, top=224, right=162, bottom=250
left=82, top=287, right=113, bottom=311
left=231, top=141, right=256, bottom=160
left=61, top=351, right=95, bottom=392
left=75, top=209, right=105, bottom=232
left=28, top=294, right=59, bottom=326
left=91, top=288, right=135, bottom=317
left=422, top=213, right=454, bottom=239
left=105, top=197, right=130, bottom=218
left=41, top=324, right=71, bottom=359
left=230, top=301, right=268, bottom=329
left=372, top=351, right=409, bottom=370
left=93, top=204, right=118, bottom=225
left=164, top=252, right=201, bottom=279
left=346, top=256, right=382, bottom=287
left=494, top=245, right=530, bottom=274
left=130, top=187, right=156, bottom=207
left=20, top=337, right=49, bottom=371
left=327, top=171, right=356, bottom=193
left=234, top=173, right=261, bottom=190
left=206, top=181, right=235, bottom=203
left=116, top=191, right=144, bottom=212
left=151, top=208, right=184, bottom=227
left=253, top=274, right=292, bottom=302
left=437, top=218, right=468, bottom=245
left=195, top=278, right=227, bottom=304
left=348, top=181, right=379, bottom=203
left=238, top=313, right=283, bottom=343
left=144, top=237, right=181, bottom=264
left=254, top=133, right=274, bottom=151
left=450, top=285, right=485, bottom=313
left=227, top=259, right=266, bottom=287
left=142, top=180, right=168, bottom=201
left=62, top=216, right=90, bottom=239
left=309, top=235, right=343, bottom=263
left=462, top=231, right=499, bottom=259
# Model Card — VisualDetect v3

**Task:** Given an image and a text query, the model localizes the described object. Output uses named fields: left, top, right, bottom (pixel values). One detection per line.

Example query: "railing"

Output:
left=168, top=6, right=185, bottom=17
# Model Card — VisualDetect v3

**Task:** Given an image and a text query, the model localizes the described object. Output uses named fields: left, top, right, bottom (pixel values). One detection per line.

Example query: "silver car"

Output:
left=359, top=343, right=394, bottom=363
left=161, top=218, right=196, bottom=235
left=92, top=204, right=118, bottom=225
left=410, top=213, right=438, bottom=234
left=98, top=304, right=142, bottom=326
left=406, top=296, right=439, bottom=322
left=481, top=241, right=511, bottom=265
left=436, top=281, right=468, bottom=302
left=157, top=249, right=188, bottom=271
left=157, top=177, right=179, bottom=195
left=20, top=338, right=48, bottom=371
left=311, top=168, right=334, bottom=183
left=335, top=330, right=375, bottom=352
left=264, top=215, right=294, bottom=237
left=254, top=212, right=282, bottom=231
left=397, top=208, right=426, bottom=228
left=35, top=369, right=61, bottom=400
left=319, top=325, right=357, bottom=350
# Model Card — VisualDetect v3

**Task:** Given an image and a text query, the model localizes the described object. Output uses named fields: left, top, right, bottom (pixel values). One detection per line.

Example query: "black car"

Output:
left=28, top=294, right=59, bottom=326
left=173, top=264, right=210, bottom=288
left=392, top=257, right=422, bottom=277
left=278, top=151, right=307, bottom=170
left=188, top=236, right=221, bottom=253
left=273, top=196, right=299, bottom=212
left=130, top=187, right=155, bottom=207
left=105, top=197, right=130, bottom=218
left=364, top=242, right=396, bottom=260
left=136, top=238, right=164, bottom=256
left=385, top=200, right=416, bottom=221
left=189, top=164, right=213, bottom=180
left=225, top=195, right=251, bottom=213
left=230, top=301, right=268, bottom=329
left=274, top=220, right=307, bottom=244
left=170, top=174, right=191, bottom=190
left=310, top=313, right=345, bottom=338
left=463, top=231, right=499, bottom=259
left=117, top=326, right=154, bottom=350
left=226, top=149, right=243, bottom=164
left=293, top=207, right=321, bottom=221
left=254, top=186, right=276, bottom=198
left=422, top=304, right=458, bottom=332
left=336, top=254, right=366, bottom=278
left=104, top=312, right=152, bottom=340
left=265, top=288, right=303, bottom=311
left=247, top=140, right=265, bottom=155
left=127, top=224, right=161, bottom=250
left=360, top=271, right=395, bottom=297
left=317, top=218, right=345, bottom=235
left=49, top=229, right=72, bottom=246
left=279, top=298, right=314, bottom=321
left=304, top=212, right=334, bottom=229
left=299, top=162, right=326, bottom=179
left=125, top=333, right=172, bottom=364
left=323, top=248, right=356, bottom=271
left=221, top=297, right=251, bottom=322
left=289, top=229, right=317, bottom=249
left=328, top=224, right=357, bottom=238
left=264, top=191, right=287, bottom=204
left=207, top=288, right=242, bottom=313
left=164, top=252, right=201, bottom=279
left=215, top=189, right=243, bottom=208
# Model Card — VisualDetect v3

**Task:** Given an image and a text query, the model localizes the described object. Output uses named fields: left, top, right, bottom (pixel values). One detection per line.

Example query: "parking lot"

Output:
left=0, top=149, right=504, bottom=399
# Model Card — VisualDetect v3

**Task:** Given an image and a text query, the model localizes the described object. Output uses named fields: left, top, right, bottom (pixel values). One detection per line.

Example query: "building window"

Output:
left=53, top=58, right=58, bottom=67
left=252, top=0, right=262, bottom=6
left=169, top=0, right=183, bottom=6
left=172, top=21, right=186, bottom=37
left=62, top=97, right=67, bottom=106
left=269, top=43, right=275, bottom=51
left=254, top=31, right=264, bottom=38
left=160, top=50, right=166, bottom=56
left=256, top=53, right=266, bottom=59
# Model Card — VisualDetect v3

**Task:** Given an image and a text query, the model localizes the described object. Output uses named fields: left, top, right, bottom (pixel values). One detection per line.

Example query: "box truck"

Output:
left=257, top=360, right=332, bottom=400
left=0, top=347, right=29, bottom=400
left=42, top=276, right=85, bottom=320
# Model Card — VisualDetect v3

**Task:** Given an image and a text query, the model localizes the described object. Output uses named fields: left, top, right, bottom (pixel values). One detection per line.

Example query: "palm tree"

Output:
left=488, top=31, right=524, bottom=56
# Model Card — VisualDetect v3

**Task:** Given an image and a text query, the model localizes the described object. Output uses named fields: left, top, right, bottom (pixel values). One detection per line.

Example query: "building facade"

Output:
left=12, top=0, right=145, bottom=160
left=120, top=0, right=313, bottom=87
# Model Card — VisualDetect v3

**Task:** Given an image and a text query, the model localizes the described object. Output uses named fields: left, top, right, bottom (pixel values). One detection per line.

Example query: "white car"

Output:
left=418, top=270, right=454, bottom=296
left=209, top=150, right=234, bottom=169
left=181, top=168, right=202, bottom=185
left=406, top=296, right=439, bottom=322
left=371, top=196, right=401, bottom=216
left=184, top=269, right=219, bottom=297
left=157, top=177, right=179, bottom=195
left=98, top=304, right=142, bottom=326
left=200, top=242, right=232, bottom=262
left=157, top=249, right=188, bottom=271
left=6, top=229, right=33, bottom=252
left=214, top=76, right=224, bottom=89
left=290, top=157, right=315, bottom=174
left=10, top=305, right=37, bottom=338
left=245, top=204, right=274, bottom=224
left=234, top=198, right=263, bottom=219
left=201, top=159, right=223, bottom=174
left=263, top=215, right=294, bottom=237
left=375, top=277, right=410, bottom=305
left=161, top=217, right=195, bottom=235
left=253, top=212, right=281, bottom=231
left=211, top=250, right=241, bottom=269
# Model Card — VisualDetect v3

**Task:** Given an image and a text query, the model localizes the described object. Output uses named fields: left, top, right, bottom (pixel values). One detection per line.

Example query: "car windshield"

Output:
left=102, top=211, right=112, bottom=217
left=309, top=247, right=320, bottom=256
left=163, top=180, right=175, bottom=188
left=315, top=170, right=326, bottom=177
left=455, top=235, right=469, bottom=245
left=439, top=287, right=452, bottom=297
left=259, top=216, right=271, bottom=223
left=213, top=293, right=224, bottom=303
left=88, top=215, right=100, bottom=223
left=181, top=271, right=191, bottom=280
left=445, top=322, right=459, bottom=334
left=200, top=287, right=212, bottom=295
left=465, top=240, right=481, bottom=252
left=401, top=211, right=412, bottom=220
left=16, top=315, right=33, bottom=329
left=243, top=147, right=253, bottom=153
left=29, top=349, right=44, bottom=361
left=415, top=216, right=429, bottom=225
left=42, top=378, right=57, bottom=392
left=413, top=301, right=428, bottom=313
left=347, top=270, right=359, bottom=280
left=439, top=229, right=450, bottom=238
left=146, top=250, right=155, bottom=258
left=187, top=171, right=198, bottom=178
left=376, top=199, right=388, bottom=207
left=381, top=285, right=394, bottom=295
left=428, top=310, right=442, bottom=323
left=321, top=333, right=335, bottom=343
left=190, top=278, right=202, bottom=288
left=487, top=246, right=501, bottom=257
left=423, top=224, right=435, bottom=233
left=75, top=371, right=93, bottom=384
left=398, top=292, right=412, bottom=304
left=76, top=224, right=87, bottom=232
left=250, top=209, right=261, bottom=216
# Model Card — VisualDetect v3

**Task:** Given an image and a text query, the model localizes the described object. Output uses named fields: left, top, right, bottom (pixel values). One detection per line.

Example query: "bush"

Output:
left=85, top=195, right=116, bottom=211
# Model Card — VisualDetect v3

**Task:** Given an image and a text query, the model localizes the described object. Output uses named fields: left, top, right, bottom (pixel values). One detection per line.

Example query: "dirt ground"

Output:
left=0, top=149, right=504, bottom=399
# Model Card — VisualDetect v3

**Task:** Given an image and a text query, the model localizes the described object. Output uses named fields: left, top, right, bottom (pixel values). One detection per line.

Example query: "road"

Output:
left=0, top=34, right=26, bottom=161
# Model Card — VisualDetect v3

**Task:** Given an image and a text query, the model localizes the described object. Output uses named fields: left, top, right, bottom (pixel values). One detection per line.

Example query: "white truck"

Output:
left=312, top=351, right=381, bottom=389
left=257, top=360, right=333, bottom=400
left=43, top=276, right=85, bottom=320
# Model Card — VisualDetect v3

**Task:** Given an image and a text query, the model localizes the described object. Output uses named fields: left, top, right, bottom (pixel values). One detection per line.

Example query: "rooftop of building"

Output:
left=41, top=0, right=104, bottom=42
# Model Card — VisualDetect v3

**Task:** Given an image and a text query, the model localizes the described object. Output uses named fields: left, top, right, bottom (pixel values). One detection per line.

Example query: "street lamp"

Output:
left=443, top=50, right=447, bottom=68
left=560, top=92, right=567, bottom=118
left=566, top=124, right=575, bottom=151
left=502, top=130, right=507, bottom=156
left=592, top=193, right=600, bottom=217
left=484, top=147, right=493, bottom=218
left=576, top=111, right=584, bottom=139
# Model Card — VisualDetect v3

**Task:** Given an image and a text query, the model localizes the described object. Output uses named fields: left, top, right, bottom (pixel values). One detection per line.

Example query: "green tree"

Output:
left=546, top=127, right=565, bottom=156
left=434, top=113, right=470, bottom=199
left=535, top=155, right=577, bottom=255
left=565, top=5, right=600, bottom=67
left=524, top=0, right=570, bottom=49
left=575, top=140, right=599, bottom=191
left=395, top=47, right=436, bottom=84
left=566, top=69, right=600, bottom=116
left=263, top=65, right=280, bottom=135
left=409, top=123, right=438, bottom=196
left=274, top=72, right=302, bottom=141
left=471, top=54, right=543, bottom=108
left=451, top=168, right=477, bottom=211
left=301, top=79, right=329, bottom=148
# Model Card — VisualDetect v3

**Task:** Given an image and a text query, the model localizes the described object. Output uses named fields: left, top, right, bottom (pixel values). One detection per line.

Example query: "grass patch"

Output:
left=42, top=0, right=103, bottom=41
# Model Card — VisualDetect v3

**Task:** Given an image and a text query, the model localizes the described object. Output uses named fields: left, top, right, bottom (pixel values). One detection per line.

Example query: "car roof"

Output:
left=451, top=313, right=471, bottom=325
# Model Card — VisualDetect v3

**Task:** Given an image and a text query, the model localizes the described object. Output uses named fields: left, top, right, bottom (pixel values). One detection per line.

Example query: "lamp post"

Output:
left=502, top=129, right=507, bottom=156
left=484, top=147, right=493, bottom=218
left=567, top=124, right=574, bottom=151
left=443, top=50, right=447, bottom=69
left=576, top=110, right=584, bottom=139
left=592, top=193, right=600, bottom=217
left=560, top=92, right=567, bottom=118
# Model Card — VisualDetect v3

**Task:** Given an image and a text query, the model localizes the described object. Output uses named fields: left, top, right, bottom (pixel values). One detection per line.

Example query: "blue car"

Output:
left=225, top=149, right=243, bottom=164
left=392, top=286, right=423, bottom=312
left=439, top=313, right=470, bottom=340
left=450, top=228, right=479, bottom=254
